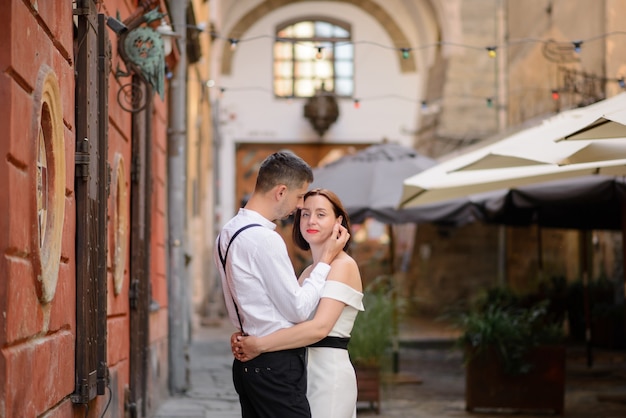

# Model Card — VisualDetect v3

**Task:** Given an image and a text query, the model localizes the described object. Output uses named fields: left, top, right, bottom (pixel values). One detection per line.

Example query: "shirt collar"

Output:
left=238, top=208, right=277, bottom=230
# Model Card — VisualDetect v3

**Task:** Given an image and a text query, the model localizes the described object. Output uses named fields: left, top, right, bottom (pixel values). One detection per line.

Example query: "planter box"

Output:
left=465, top=345, right=565, bottom=414
left=355, top=365, right=380, bottom=414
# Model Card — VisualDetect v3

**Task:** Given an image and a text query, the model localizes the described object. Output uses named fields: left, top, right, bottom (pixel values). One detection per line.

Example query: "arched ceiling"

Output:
left=219, top=0, right=419, bottom=75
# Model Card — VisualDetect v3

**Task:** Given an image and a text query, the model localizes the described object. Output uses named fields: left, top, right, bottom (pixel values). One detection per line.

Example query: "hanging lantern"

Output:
left=303, top=84, right=339, bottom=138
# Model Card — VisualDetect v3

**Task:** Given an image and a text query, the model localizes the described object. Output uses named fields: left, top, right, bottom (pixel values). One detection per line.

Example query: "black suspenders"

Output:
left=217, top=223, right=261, bottom=335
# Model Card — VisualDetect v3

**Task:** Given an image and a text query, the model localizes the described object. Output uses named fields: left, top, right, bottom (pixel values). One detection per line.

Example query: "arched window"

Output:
left=274, top=18, right=354, bottom=98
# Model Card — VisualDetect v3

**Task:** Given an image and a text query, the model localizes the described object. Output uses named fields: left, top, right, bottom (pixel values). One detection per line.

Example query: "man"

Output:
left=214, top=151, right=349, bottom=418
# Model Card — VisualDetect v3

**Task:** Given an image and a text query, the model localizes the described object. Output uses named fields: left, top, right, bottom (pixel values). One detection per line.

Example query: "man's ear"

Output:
left=274, top=184, right=288, bottom=200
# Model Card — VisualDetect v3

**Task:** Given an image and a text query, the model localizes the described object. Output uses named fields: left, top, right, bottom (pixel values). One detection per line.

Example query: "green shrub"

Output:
left=349, top=285, right=394, bottom=367
left=453, top=288, right=564, bottom=375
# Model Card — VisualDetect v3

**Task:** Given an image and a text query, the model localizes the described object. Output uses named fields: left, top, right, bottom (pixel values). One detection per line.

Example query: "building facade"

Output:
left=0, top=0, right=213, bottom=416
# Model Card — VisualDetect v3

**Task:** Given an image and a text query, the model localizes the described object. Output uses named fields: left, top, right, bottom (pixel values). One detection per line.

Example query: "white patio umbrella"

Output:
left=400, top=157, right=626, bottom=208
left=564, top=107, right=626, bottom=140
left=447, top=93, right=626, bottom=173
left=400, top=93, right=626, bottom=208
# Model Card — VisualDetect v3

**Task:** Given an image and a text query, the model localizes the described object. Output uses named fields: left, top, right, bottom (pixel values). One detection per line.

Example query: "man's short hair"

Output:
left=255, top=151, right=314, bottom=192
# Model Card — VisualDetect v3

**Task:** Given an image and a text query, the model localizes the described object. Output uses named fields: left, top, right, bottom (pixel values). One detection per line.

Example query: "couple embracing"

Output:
left=214, top=151, right=364, bottom=418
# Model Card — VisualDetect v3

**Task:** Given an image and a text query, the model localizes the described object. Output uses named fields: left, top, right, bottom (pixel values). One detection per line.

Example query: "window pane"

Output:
left=274, top=42, right=293, bottom=59
left=295, top=42, right=315, bottom=60
left=315, top=21, right=333, bottom=37
left=335, top=79, right=353, bottom=96
left=274, top=61, right=293, bottom=78
left=335, top=61, right=353, bottom=78
left=295, top=61, right=314, bottom=78
left=277, top=25, right=294, bottom=38
left=315, top=60, right=333, bottom=79
left=319, top=42, right=333, bottom=60
left=335, top=43, right=353, bottom=59
left=333, top=26, right=350, bottom=38
left=295, top=79, right=316, bottom=97
left=321, top=79, right=334, bottom=92
left=293, top=21, right=314, bottom=38
left=274, top=79, right=293, bottom=97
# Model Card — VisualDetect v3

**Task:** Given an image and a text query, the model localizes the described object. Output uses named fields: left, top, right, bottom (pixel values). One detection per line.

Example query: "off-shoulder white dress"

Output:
left=306, top=281, right=365, bottom=418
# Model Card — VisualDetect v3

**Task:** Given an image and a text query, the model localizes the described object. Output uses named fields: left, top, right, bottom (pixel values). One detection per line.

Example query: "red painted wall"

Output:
left=0, top=1, right=170, bottom=417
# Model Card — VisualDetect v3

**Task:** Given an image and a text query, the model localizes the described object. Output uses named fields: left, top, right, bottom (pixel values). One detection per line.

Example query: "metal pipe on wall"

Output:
left=167, top=0, right=190, bottom=394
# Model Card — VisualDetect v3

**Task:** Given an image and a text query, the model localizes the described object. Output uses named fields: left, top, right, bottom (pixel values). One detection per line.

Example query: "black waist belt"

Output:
left=308, top=336, right=350, bottom=350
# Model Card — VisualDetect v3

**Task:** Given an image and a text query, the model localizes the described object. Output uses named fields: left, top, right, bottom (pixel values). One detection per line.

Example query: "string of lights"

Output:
left=209, top=30, right=626, bottom=108
left=212, top=82, right=626, bottom=110
left=210, top=30, right=626, bottom=60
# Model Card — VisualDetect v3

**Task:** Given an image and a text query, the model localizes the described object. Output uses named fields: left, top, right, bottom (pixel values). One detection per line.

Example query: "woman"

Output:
left=233, top=188, right=364, bottom=418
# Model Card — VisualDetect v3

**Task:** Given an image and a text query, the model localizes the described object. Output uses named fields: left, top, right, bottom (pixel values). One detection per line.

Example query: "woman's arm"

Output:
left=235, top=296, right=345, bottom=361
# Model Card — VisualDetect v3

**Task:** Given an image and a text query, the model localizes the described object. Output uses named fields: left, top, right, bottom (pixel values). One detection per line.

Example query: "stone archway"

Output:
left=220, top=0, right=417, bottom=75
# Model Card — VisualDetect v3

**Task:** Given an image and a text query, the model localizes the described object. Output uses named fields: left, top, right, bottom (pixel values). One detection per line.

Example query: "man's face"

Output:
left=276, top=182, right=309, bottom=220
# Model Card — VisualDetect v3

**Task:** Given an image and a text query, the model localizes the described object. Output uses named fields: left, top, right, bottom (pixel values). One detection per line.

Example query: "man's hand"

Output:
left=233, top=335, right=262, bottom=362
left=230, top=331, right=244, bottom=359
left=319, top=223, right=349, bottom=265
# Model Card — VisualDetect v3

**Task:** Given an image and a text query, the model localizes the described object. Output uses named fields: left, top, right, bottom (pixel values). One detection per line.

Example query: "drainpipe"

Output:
left=167, top=1, right=190, bottom=394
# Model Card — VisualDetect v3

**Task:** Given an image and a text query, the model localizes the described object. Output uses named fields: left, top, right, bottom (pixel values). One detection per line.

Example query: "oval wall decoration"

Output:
left=32, top=67, right=66, bottom=304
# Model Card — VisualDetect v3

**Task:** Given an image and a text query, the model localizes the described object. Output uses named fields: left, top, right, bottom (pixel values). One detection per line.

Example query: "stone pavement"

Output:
left=154, top=317, right=626, bottom=418
left=153, top=322, right=240, bottom=418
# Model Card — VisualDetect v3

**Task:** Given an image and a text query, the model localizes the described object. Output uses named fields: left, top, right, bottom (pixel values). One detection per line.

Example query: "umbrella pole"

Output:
left=622, top=199, right=626, bottom=355
left=594, top=199, right=626, bottom=406
left=580, top=230, right=593, bottom=368
left=623, top=199, right=626, bottom=327
left=537, top=225, right=543, bottom=279
left=600, top=201, right=626, bottom=403
left=497, top=226, right=507, bottom=286
left=388, top=224, right=400, bottom=374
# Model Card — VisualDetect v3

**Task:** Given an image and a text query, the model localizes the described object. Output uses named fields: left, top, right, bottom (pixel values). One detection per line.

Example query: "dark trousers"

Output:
left=233, top=347, right=310, bottom=418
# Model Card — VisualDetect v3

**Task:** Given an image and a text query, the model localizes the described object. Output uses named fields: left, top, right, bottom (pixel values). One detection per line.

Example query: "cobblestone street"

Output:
left=155, top=319, right=626, bottom=418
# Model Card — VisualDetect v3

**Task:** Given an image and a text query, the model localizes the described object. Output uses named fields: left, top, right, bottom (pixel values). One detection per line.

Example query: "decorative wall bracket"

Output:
left=113, top=8, right=167, bottom=112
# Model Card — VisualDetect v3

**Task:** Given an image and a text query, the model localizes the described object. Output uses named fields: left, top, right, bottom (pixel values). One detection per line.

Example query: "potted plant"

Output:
left=453, top=288, right=566, bottom=414
left=348, top=281, right=394, bottom=414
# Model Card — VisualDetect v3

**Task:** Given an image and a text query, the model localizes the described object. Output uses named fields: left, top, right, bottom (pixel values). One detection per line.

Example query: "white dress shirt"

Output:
left=214, top=208, right=331, bottom=337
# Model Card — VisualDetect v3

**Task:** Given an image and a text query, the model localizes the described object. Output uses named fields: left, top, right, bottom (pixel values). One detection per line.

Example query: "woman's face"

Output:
left=299, top=194, right=341, bottom=246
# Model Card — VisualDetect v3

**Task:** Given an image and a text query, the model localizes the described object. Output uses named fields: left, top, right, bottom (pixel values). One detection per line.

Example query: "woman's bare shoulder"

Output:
left=328, top=253, right=362, bottom=291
